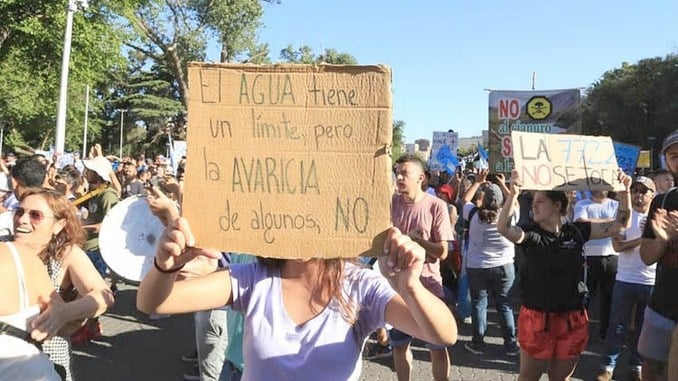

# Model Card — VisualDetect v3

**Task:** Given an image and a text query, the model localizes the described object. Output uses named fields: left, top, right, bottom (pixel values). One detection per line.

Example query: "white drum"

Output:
left=99, top=195, right=166, bottom=284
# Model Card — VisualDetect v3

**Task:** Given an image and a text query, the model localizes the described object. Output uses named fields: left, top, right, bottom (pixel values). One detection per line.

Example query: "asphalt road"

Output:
left=71, top=284, right=632, bottom=380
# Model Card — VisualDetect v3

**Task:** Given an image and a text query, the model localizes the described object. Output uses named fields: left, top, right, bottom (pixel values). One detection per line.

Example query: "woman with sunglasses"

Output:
left=137, top=221, right=457, bottom=381
left=14, top=188, right=114, bottom=381
left=497, top=170, right=631, bottom=381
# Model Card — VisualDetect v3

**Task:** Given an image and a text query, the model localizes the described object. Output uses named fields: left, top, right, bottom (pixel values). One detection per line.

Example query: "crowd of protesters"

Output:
left=4, top=130, right=678, bottom=381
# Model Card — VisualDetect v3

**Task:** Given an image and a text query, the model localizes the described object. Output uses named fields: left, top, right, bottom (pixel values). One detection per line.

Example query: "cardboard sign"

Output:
left=183, top=63, right=393, bottom=259
left=637, top=150, right=650, bottom=168
left=613, top=142, right=641, bottom=176
left=511, top=131, right=623, bottom=191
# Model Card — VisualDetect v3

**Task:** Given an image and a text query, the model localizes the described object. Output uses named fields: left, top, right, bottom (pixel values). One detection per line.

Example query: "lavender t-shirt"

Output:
left=229, top=262, right=396, bottom=381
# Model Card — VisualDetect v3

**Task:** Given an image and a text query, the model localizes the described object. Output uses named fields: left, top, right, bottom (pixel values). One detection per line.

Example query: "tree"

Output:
left=583, top=54, right=678, bottom=152
left=189, top=0, right=266, bottom=63
left=109, top=0, right=277, bottom=156
left=279, top=45, right=357, bottom=64
left=118, top=0, right=269, bottom=110
left=391, top=120, right=405, bottom=160
left=0, top=0, right=124, bottom=152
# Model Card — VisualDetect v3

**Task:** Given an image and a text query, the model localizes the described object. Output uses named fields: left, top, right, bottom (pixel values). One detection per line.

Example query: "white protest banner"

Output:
left=429, top=131, right=459, bottom=171
left=56, top=153, right=75, bottom=169
left=170, top=140, right=187, bottom=172
left=511, top=131, right=623, bottom=191
left=183, top=63, right=393, bottom=259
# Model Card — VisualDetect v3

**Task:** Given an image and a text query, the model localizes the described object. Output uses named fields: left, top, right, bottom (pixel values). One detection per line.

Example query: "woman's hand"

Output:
left=379, top=227, right=425, bottom=291
left=156, top=218, right=221, bottom=272
left=30, top=295, right=69, bottom=342
left=509, top=170, right=522, bottom=196
left=146, top=186, right=180, bottom=226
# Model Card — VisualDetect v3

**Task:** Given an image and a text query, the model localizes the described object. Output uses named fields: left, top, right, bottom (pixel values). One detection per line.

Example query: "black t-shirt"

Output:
left=519, top=221, right=592, bottom=312
left=517, top=191, right=534, bottom=227
left=642, top=189, right=678, bottom=321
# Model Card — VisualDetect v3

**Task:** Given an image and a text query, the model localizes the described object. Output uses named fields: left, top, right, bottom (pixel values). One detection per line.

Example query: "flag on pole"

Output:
left=477, top=143, right=489, bottom=169
left=436, top=144, right=459, bottom=174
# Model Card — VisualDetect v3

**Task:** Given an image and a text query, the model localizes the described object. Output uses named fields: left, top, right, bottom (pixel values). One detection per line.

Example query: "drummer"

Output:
left=81, top=156, right=120, bottom=290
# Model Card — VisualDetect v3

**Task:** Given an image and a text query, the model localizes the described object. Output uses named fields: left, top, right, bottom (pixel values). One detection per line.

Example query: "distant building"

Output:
left=404, top=143, right=431, bottom=161
left=458, top=131, right=488, bottom=150
left=414, top=139, right=431, bottom=151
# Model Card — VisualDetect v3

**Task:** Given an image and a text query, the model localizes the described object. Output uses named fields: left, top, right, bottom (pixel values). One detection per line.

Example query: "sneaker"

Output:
left=363, top=342, right=392, bottom=360
left=462, top=316, right=472, bottom=324
left=181, top=350, right=198, bottom=363
left=595, top=370, right=613, bottom=381
left=464, top=342, right=485, bottom=355
left=505, top=343, right=520, bottom=357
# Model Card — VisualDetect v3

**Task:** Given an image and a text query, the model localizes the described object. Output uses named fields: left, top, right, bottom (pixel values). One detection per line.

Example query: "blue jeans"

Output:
left=85, top=249, right=108, bottom=277
left=456, top=241, right=471, bottom=319
left=467, top=263, right=516, bottom=347
left=603, top=280, right=653, bottom=372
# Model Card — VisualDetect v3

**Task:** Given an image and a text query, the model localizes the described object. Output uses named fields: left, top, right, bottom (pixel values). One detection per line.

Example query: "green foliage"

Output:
left=189, top=0, right=264, bottom=62
left=0, top=0, right=124, bottom=152
left=583, top=54, right=678, bottom=150
left=279, top=45, right=357, bottom=64
left=391, top=120, right=405, bottom=160
left=0, top=0, right=362, bottom=157
left=110, top=0, right=270, bottom=155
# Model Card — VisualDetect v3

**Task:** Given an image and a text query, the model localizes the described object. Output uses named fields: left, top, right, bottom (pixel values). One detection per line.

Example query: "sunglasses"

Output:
left=630, top=188, right=653, bottom=195
left=13, top=207, right=56, bottom=224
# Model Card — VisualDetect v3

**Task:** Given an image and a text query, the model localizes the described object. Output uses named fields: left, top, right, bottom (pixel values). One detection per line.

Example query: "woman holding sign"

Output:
left=137, top=221, right=457, bottom=381
left=497, top=170, right=631, bottom=381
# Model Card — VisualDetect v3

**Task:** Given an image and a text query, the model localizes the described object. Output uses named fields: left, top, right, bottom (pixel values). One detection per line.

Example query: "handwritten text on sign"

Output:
left=511, top=131, right=623, bottom=191
left=183, top=64, right=393, bottom=259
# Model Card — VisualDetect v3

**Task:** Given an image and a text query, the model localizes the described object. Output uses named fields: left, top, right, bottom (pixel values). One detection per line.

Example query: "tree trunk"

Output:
left=166, top=45, right=189, bottom=109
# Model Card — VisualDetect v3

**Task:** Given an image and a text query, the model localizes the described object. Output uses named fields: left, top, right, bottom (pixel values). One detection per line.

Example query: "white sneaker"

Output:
left=462, top=317, right=472, bottom=324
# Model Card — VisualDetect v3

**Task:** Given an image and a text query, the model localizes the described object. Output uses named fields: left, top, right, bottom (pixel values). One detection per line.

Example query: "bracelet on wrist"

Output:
left=153, top=257, right=185, bottom=274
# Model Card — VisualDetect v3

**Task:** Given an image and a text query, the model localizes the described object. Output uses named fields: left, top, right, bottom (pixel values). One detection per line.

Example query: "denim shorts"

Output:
left=389, top=328, right=448, bottom=351
left=638, top=307, right=677, bottom=363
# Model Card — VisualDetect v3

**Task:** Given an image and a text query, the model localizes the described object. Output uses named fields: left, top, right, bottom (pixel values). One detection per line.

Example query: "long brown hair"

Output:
left=259, top=257, right=359, bottom=325
left=20, top=188, right=85, bottom=263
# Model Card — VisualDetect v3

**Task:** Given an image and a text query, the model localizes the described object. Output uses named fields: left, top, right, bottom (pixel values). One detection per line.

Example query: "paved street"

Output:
left=73, top=284, right=631, bottom=380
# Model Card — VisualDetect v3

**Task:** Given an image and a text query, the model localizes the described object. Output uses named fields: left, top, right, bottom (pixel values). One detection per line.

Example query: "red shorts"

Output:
left=518, top=306, right=589, bottom=360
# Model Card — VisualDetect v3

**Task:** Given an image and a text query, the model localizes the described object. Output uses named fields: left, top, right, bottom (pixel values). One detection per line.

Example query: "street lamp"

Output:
left=116, top=109, right=127, bottom=159
left=55, top=0, right=88, bottom=155
left=648, top=136, right=656, bottom=171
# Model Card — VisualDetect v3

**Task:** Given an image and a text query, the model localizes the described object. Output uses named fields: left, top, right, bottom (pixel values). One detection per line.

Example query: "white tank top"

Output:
left=0, top=242, right=60, bottom=381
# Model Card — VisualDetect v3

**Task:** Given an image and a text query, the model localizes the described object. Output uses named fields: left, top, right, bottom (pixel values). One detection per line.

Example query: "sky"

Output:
left=212, top=1, right=678, bottom=143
